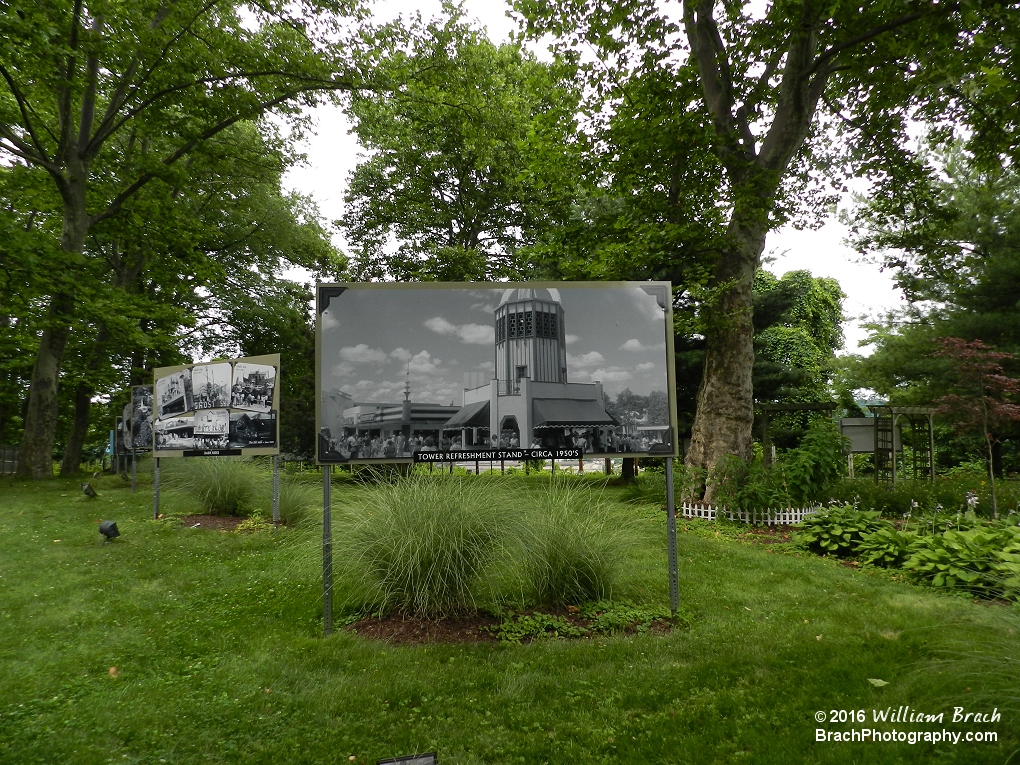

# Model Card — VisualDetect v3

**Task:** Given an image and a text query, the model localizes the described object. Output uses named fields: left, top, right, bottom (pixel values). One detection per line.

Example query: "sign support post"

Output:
left=665, top=458, right=679, bottom=617
left=272, top=454, right=280, bottom=528
left=153, top=457, right=161, bottom=520
left=323, top=465, right=333, bottom=636
left=131, top=450, right=137, bottom=493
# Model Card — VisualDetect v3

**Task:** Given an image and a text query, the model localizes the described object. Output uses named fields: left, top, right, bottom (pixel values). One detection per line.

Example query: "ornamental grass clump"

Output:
left=336, top=476, right=512, bottom=618
left=162, top=457, right=265, bottom=516
left=276, top=480, right=320, bottom=526
left=514, top=482, right=643, bottom=606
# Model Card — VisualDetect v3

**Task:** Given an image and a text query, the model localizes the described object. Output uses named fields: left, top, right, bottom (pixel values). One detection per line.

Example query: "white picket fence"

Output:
left=679, top=502, right=821, bottom=526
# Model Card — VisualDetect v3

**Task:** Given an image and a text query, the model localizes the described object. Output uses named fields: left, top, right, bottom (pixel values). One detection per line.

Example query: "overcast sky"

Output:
left=321, top=285, right=670, bottom=405
left=283, top=0, right=907, bottom=357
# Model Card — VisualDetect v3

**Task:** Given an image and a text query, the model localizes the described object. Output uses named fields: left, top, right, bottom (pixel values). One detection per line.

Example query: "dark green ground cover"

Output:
left=0, top=474, right=1017, bottom=764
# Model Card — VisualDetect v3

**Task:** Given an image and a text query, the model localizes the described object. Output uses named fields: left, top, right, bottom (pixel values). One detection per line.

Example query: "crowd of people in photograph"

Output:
left=230, top=380, right=272, bottom=410
left=322, top=426, right=662, bottom=459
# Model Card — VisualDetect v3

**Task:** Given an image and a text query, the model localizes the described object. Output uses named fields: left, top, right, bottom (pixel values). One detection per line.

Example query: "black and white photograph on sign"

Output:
left=191, top=363, right=232, bottom=410
left=156, top=369, right=193, bottom=419
left=193, top=409, right=230, bottom=449
left=231, top=363, right=276, bottom=413
left=318, top=284, right=675, bottom=463
left=115, top=416, right=127, bottom=455
left=155, top=416, right=195, bottom=450
left=228, top=410, right=277, bottom=448
left=130, top=386, right=153, bottom=451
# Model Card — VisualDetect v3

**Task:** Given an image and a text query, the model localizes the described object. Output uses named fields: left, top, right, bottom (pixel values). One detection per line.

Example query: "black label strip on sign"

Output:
left=413, top=448, right=583, bottom=462
left=183, top=449, right=243, bottom=458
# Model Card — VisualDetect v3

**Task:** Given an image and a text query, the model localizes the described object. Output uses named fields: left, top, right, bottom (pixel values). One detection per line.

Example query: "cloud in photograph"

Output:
left=339, top=344, right=388, bottom=364
left=631, top=288, right=665, bottom=322
left=424, top=316, right=495, bottom=345
left=636, top=362, right=656, bottom=372
left=408, top=349, right=442, bottom=376
left=567, top=350, right=605, bottom=369
left=565, top=333, right=579, bottom=345
left=592, top=367, right=633, bottom=383
left=331, top=362, right=356, bottom=378
left=471, top=301, right=496, bottom=314
left=620, top=338, right=663, bottom=352
left=390, top=347, right=413, bottom=362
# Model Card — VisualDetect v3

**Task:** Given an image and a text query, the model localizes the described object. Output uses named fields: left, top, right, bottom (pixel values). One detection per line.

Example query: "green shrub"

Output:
left=514, top=482, right=642, bottom=606
left=903, top=526, right=1020, bottom=598
left=581, top=601, right=677, bottom=634
left=822, top=476, right=1020, bottom=517
left=162, top=457, right=265, bottom=516
left=793, top=504, right=887, bottom=556
left=712, top=420, right=848, bottom=510
left=856, top=527, right=922, bottom=568
left=483, top=613, right=589, bottom=643
left=334, top=476, right=512, bottom=618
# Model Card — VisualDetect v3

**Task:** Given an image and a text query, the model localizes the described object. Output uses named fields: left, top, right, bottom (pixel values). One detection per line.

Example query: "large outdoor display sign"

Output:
left=315, top=282, right=678, bottom=464
left=152, top=354, right=280, bottom=457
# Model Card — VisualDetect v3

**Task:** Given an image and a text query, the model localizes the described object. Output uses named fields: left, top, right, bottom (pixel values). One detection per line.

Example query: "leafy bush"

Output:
left=793, top=504, right=887, bottom=556
left=822, top=476, right=1020, bottom=517
left=483, top=602, right=676, bottom=643
left=713, top=419, right=848, bottom=510
left=581, top=601, right=678, bottom=634
left=856, top=527, right=921, bottom=568
left=904, top=526, right=1020, bottom=598
left=334, top=476, right=512, bottom=618
left=483, top=613, right=589, bottom=643
left=162, top=457, right=265, bottom=516
left=513, top=483, right=643, bottom=606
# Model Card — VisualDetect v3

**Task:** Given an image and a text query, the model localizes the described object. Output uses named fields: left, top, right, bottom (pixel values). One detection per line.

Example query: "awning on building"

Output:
left=532, top=398, right=619, bottom=428
left=443, top=400, right=490, bottom=429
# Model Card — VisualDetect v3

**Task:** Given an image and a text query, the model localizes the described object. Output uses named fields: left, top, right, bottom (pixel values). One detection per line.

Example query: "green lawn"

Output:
left=0, top=473, right=1017, bottom=764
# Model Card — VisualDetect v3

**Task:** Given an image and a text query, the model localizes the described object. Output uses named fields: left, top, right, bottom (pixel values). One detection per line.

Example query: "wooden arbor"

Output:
left=755, top=402, right=838, bottom=467
left=867, top=405, right=936, bottom=483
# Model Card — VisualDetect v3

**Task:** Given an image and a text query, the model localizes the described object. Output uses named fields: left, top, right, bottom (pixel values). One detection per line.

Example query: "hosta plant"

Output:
left=904, top=526, right=1020, bottom=598
left=793, top=504, right=887, bottom=557
left=856, top=527, right=922, bottom=568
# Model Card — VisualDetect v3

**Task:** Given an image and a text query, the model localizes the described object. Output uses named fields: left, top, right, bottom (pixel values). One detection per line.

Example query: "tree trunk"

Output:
left=621, top=457, right=637, bottom=482
left=683, top=208, right=767, bottom=502
left=59, top=381, right=94, bottom=475
left=17, top=160, right=89, bottom=478
left=16, top=293, right=75, bottom=478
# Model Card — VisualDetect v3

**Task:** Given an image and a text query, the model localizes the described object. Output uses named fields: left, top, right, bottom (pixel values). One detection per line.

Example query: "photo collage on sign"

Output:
left=153, top=359, right=278, bottom=453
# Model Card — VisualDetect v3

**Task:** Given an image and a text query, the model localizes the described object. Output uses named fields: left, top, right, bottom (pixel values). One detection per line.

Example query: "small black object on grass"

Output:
left=81, top=482, right=99, bottom=498
left=99, top=521, right=120, bottom=542
left=377, top=754, right=437, bottom=765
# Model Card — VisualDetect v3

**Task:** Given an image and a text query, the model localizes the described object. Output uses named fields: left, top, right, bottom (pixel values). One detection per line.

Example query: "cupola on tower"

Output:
left=494, top=287, right=567, bottom=389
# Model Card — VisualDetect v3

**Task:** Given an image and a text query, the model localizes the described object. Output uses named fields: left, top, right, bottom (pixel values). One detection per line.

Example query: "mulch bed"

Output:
left=179, top=514, right=247, bottom=532
left=348, top=605, right=674, bottom=646
left=349, top=613, right=502, bottom=645
left=734, top=525, right=794, bottom=544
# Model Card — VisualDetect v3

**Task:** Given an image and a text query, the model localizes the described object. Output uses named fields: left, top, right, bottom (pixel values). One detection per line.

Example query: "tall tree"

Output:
left=0, top=0, right=363, bottom=477
left=341, top=9, right=585, bottom=281
left=514, top=0, right=1001, bottom=499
